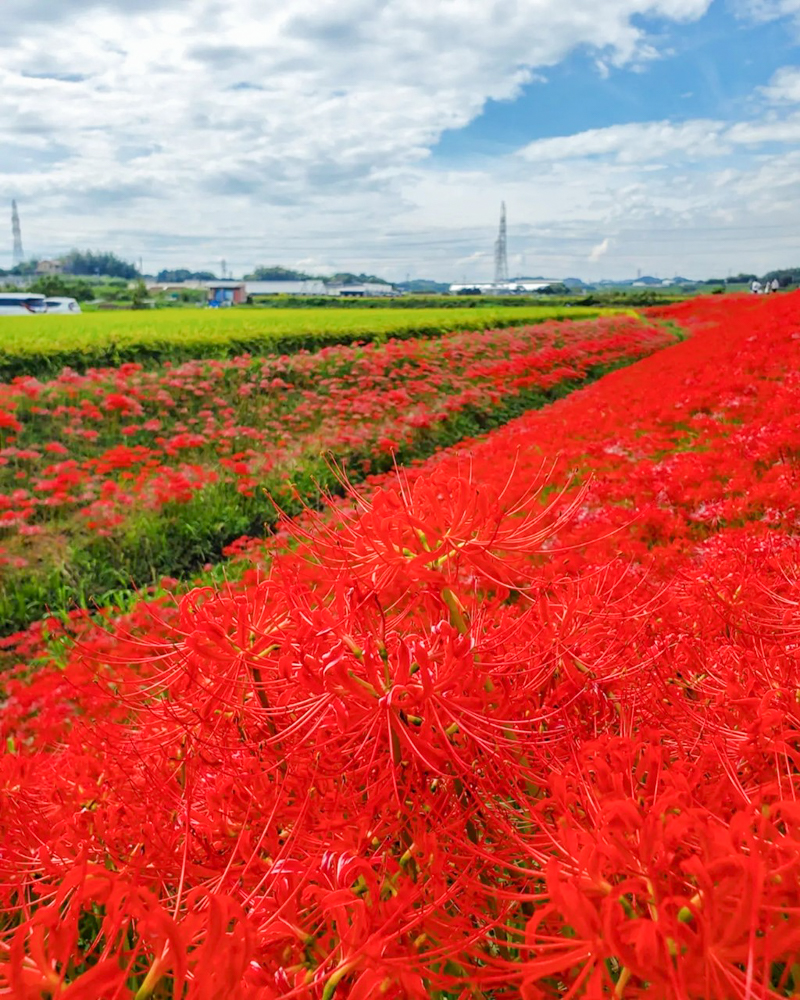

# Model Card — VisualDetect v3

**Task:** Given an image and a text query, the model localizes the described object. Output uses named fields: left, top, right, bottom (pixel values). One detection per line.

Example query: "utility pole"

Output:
left=11, top=201, right=24, bottom=267
left=494, top=202, right=509, bottom=284
left=220, top=259, right=227, bottom=280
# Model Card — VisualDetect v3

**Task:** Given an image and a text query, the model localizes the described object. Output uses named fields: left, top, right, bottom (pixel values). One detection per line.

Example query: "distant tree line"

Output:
left=60, top=251, right=140, bottom=279
left=0, top=250, right=140, bottom=279
left=761, top=268, right=798, bottom=287
left=28, top=276, right=97, bottom=301
left=3, top=253, right=799, bottom=290
left=703, top=269, right=798, bottom=287
left=156, top=269, right=217, bottom=283
left=243, top=265, right=391, bottom=285
left=328, top=272, right=390, bottom=285
left=244, top=266, right=314, bottom=281
left=0, top=276, right=96, bottom=301
left=396, top=279, right=451, bottom=294
left=1, top=260, right=41, bottom=277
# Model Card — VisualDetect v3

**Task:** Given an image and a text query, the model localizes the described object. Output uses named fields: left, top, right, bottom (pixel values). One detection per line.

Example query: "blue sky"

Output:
left=2, top=0, right=800, bottom=280
left=434, top=3, right=798, bottom=163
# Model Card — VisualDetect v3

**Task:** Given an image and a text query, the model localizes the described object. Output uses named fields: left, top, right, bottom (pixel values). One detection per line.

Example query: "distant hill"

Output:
left=396, top=279, right=451, bottom=293
left=244, top=266, right=315, bottom=281
left=329, top=272, right=390, bottom=285
left=243, top=266, right=392, bottom=285
left=509, top=275, right=558, bottom=282
left=157, top=269, right=217, bottom=282
left=594, top=275, right=697, bottom=288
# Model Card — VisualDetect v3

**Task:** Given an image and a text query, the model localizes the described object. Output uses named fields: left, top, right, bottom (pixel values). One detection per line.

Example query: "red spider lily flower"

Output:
left=2, top=294, right=800, bottom=998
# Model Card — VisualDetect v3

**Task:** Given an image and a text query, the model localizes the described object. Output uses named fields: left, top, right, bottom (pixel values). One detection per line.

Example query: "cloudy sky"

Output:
left=2, top=0, right=800, bottom=281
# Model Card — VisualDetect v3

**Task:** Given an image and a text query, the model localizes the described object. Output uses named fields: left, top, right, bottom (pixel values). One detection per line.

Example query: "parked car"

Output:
left=0, top=293, right=48, bottom=315
left=44, top=297, right=82, bottom=314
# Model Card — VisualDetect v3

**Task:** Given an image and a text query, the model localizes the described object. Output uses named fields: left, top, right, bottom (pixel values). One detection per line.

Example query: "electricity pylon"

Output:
left=494, top=202, right=508, bottom=284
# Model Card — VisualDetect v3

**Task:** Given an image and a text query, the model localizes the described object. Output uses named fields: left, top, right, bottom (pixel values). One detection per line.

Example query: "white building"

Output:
left=137, top=278, right=398, bottom=300
left=245, top=280, right=329, bottom=296
left=327, top=282, right=397, bottom=297
left=36, top=260, right=64, bottom=276
left=246, top=280, right=396, bottom=297
left=146, top=280, right=207, bottom=294
left=449, top=280, right=562, bottom=294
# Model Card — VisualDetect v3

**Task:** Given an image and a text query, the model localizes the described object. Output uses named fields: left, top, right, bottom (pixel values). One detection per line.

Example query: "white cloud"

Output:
left=514, top=109, right=800, bottom=172
left=732, top=0, right=800, bottom=23
left=760, top=65, right=800, bottom=103
left=455, top=250, right=491, bottom=267
left=517, top=119, right=729, bottom=163
left=0, top=0, right=715, bottom=276
left=589, top=237, right=612, bottom=261
left=401, top=105, right=800, bottom=281
left=2, top=0, right=800, bottom=282
left=727, top=112, right=800, bottom=144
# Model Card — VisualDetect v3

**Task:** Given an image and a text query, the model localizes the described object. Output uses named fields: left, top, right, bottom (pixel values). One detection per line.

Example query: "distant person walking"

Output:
left=751, top=279, right=762, bottom=294
left=771, top=278, right=780, bottom=293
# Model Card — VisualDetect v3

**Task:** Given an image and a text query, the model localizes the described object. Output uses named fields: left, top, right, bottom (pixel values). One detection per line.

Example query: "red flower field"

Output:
left=0, top=314, right=672, bottom=635
left=1, top=293, right=799, bottom=998
left=0, top=316, right=664, bottom=548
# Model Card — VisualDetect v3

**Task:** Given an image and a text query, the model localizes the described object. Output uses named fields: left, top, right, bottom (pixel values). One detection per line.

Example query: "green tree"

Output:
left=61, top=250, right=140, bottom=279
left=243, top=266, right=314, bottom=280
left=156, top=269, right=217, bottom=282
left=6, top=259, right=39, bottom=276
left=130, top=280, right=149, bottom=309
left=329, top=272, right=390, bottom=285
left=761, top=268, right=798, bottom=287
left=27, top=275, right=95, bottom=301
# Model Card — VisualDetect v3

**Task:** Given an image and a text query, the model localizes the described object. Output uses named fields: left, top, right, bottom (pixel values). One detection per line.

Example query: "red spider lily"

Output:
left=2, top=866, right=253, bottom=1000
left=0, top=315, right=670, bottom=553
left=1, top=293, right=800, bottom=997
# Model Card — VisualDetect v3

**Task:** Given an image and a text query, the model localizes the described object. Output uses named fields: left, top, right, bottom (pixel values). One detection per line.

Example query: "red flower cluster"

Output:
left=1, top=293, right=799, bottom=998
left=0, top=316, right=668, bottom=561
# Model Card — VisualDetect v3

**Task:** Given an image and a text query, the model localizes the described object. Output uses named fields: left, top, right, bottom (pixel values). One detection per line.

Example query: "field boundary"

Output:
left=0, top=306, right=619, bottom=379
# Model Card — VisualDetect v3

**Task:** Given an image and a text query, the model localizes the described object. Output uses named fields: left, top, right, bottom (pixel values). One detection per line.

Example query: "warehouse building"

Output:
left=245, top=280, right=329, bottom=296
left=328, top=282, right=397, bottom=297
left=449, top=280, right=562, bottom=294
left=206, top=280, right=247, bottom=305
left=149, top=278, right=400, bottom=305
left=245, top=280, right=396, bottom=297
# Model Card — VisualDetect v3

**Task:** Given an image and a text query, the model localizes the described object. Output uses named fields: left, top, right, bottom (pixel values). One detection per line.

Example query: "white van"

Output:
left=44, top=297, right=82, bottom=314
left=0, top=293, right=48, bottom=316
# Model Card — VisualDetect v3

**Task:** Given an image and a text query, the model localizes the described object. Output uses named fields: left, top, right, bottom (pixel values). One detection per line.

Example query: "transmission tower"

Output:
left=11, top=200, right=24, bottom=267
left=494, top=201, right=508, bottom=284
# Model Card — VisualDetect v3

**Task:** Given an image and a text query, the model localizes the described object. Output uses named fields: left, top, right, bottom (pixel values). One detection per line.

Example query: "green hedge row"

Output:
left=251, top=295, right=573, bottom=309
left=0, top=306, right=607, bottom=380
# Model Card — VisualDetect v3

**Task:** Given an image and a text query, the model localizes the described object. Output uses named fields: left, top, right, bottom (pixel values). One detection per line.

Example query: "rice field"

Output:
left=0, top=304, right=609, bottom=378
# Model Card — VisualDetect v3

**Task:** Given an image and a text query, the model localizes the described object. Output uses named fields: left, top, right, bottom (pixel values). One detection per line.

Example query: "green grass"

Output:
left=0, top=305, right=609, bottom=378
